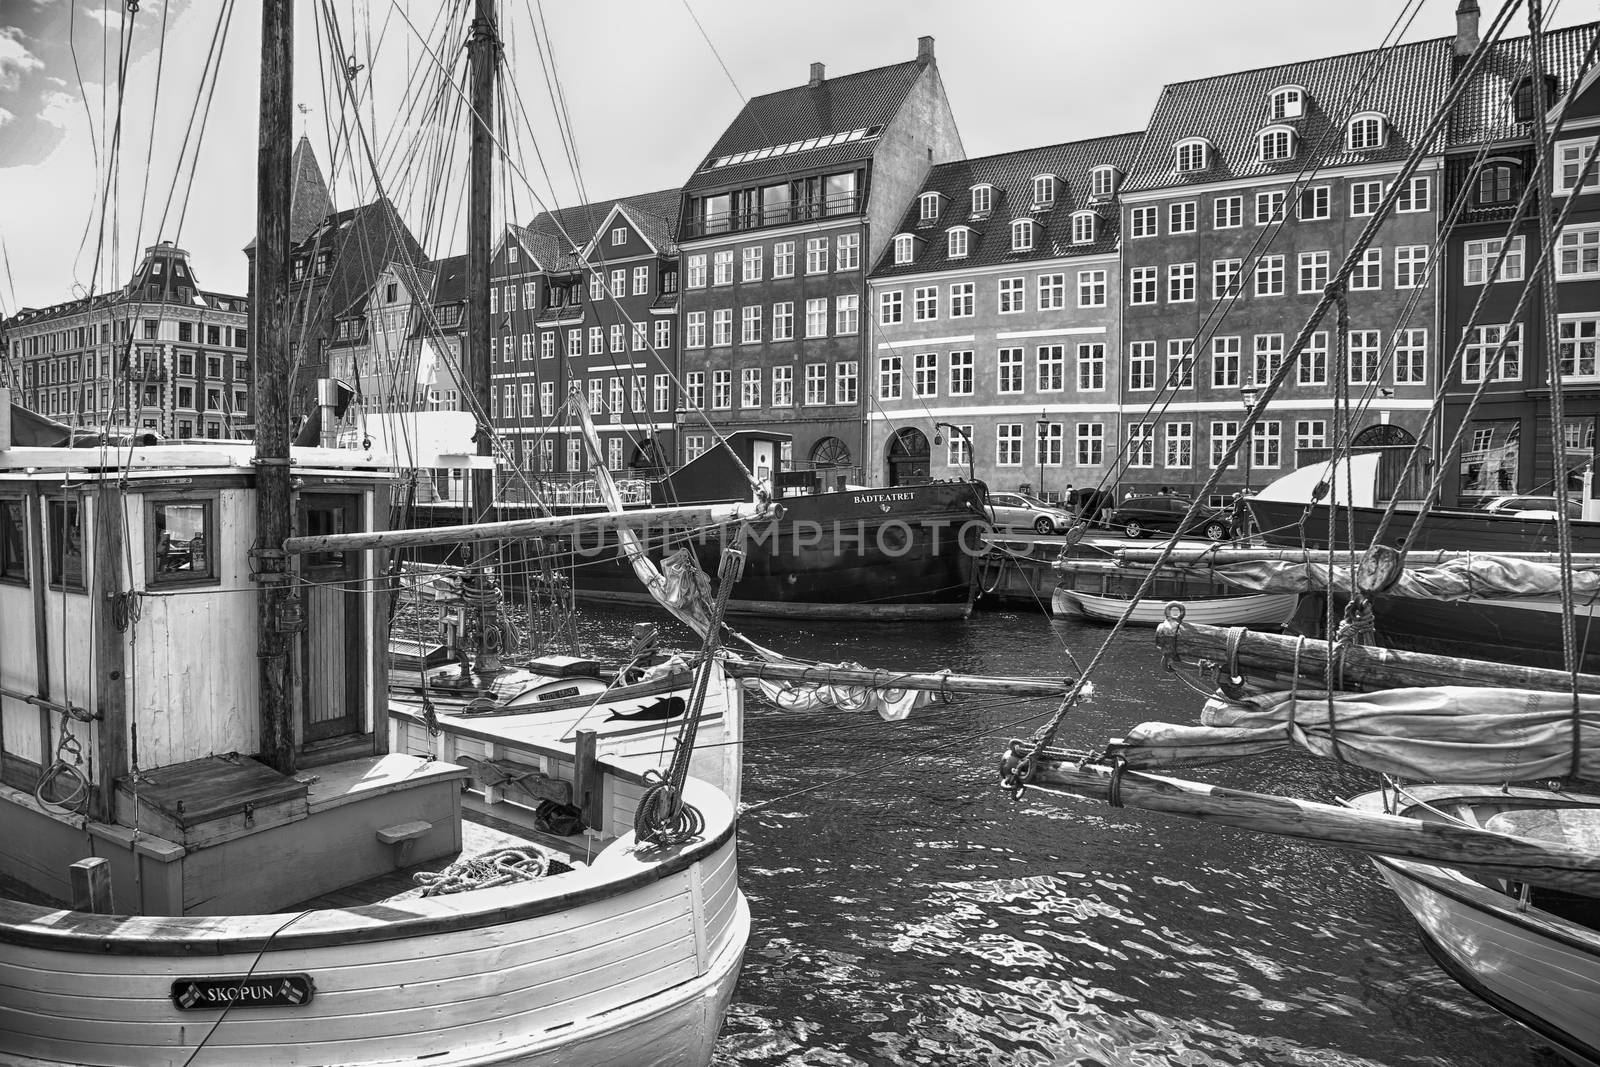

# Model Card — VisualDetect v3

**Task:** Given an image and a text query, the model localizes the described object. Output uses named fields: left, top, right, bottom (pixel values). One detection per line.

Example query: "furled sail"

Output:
left=1210, top=555, right=1600, bottom=601
left=1109, top=686, right=1600, bottom=782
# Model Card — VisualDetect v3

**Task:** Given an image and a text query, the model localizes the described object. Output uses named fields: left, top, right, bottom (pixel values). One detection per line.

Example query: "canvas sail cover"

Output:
left=1211, top=556, right=1600, bottom=601
left=1110, top=686, right=1600, bottom=782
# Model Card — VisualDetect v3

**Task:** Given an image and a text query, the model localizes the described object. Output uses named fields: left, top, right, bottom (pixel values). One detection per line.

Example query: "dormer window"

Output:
left=893, top=233, right=916, bottom=264
left=508, top=245, right=519, bottom=264
left=1476, top=160, right=1522, bottom=205
left=1090, top=166, right=1119, bottom=198
left=1011, top=219, right=1035, bottom=252
left=970, top=184, right=994, bottom=217
left=1347, top=112, right=1388, bottom=151
left=1258, top=125, right=1297, bottom=162
left=1174, top=138, right=1211, bottom=173
left=918, top=191, right=943, bottom=222
left=1032, top=174, right=1058, bottom=208
left=1269, top=85, right=1305, bottom=120
left=1513, top=74, right=1559, bottom=123
left=1070, top=210, right=1098, bottom=245
left=947, top=227, right=970, bottom=259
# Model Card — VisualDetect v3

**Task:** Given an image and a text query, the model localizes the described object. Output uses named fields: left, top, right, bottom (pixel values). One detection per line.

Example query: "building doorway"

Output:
left=886, top=428, right=930, bottom=486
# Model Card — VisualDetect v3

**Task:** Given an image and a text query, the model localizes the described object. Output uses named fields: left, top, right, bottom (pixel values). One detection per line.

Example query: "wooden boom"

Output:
left=1017, top=755, right=1600, bottom=895
left=283, top=501, right=777, bottom=554
left=723, top=657, right=1072, bottom=697
left=1156, top=618, right=1600, bottom=694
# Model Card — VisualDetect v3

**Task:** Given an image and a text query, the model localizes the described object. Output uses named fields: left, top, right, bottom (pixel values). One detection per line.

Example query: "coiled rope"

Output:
left=413, top=846, right=550, bottom=896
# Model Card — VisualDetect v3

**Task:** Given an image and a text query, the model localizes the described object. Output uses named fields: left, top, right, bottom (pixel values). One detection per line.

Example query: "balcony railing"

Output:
left=684, top=192, right=861, bottom=239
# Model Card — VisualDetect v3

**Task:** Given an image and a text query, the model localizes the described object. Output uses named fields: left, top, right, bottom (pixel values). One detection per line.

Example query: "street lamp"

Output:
left=1036, top=414, right=1050, bottom=500
left=1239, top=385, right=1259, bottom=495
left=933, top=421, right=976, bottom=485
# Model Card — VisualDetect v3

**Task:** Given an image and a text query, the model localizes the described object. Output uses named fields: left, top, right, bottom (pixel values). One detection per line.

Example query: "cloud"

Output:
left=0, top=27, right=44, bottom=93
left=37, top=88, right=85, bottom=130
left=0, top=107, right=13, bottom=128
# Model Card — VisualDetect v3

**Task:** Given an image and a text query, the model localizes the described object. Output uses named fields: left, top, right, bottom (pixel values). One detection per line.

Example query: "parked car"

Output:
left=985, top=491, right=1075, bottom=534
left=1110, top=495, right=1232, bottom=540
left=1480, top=495, right=1583, bottom=519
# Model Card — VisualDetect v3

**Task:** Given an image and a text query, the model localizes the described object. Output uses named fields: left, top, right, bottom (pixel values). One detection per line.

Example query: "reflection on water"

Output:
left=564, top=603, right=1561, bottom=1067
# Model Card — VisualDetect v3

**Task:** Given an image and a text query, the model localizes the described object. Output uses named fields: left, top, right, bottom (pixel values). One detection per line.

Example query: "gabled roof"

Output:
left=684, top=59, right=927, bottom=192
left=1449, top=22, right=1600, bottom=148
left=429, top=254, right=468, bottom=304
left=523, top=188, right=681, bottom=271
left=505, top=224, right=563, bottom=271
left=870, top=133, right=1143, bottom=278
left=1123, top=37, right=1452, bottom=194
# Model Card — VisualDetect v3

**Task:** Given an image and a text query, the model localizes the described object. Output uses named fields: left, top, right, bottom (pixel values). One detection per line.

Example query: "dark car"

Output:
left=1109, top=495, right=1232, bottom=540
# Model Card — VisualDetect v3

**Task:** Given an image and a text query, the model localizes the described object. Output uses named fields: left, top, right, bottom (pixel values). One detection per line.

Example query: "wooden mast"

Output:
left=465, top=0, right=495, bottom=526
left=254, top=0, right=296, bottom=774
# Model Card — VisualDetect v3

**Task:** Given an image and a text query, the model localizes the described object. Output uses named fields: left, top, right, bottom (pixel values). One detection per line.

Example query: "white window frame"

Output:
left=1174, top=138, right=1210, bottom=172
left=1347, top=112, right=1388, bottom=151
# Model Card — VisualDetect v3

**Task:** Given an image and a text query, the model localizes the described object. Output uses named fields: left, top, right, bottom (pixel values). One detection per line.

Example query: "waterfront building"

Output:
left=3, top=241, right=248, bottom=440
left=1117, top=34, right=1453, bottom=502
left=1438, top=14, right=1600, bottom=503
left=865, top=134, right=1142, bottom=496
left=488, top=191, right=681, bottom=495
left=675, top=36, right=963, bottom=474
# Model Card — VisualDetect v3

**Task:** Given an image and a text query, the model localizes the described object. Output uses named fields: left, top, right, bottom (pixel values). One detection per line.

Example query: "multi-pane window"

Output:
left=1259, top=128, right=1295, bottom=161
left=540, top=332, right=555, bottom=360
left=608, top=377, right=624, bottom=413
left=806, top=237, right=829, bottom=274
left=1271, top=86, right=1304, bottom=120
left=1037, top=422, right=1064, bottom=467
left=1299, top=250, right=1329, bottom=294
left=1212, top=258, right=1242, bottom=300
left=1167, top=339, right=1195, bottom=389
left=913, top=352, right=938, bottom=397
left=1212, top=335, right=1241, bottom=387
left=836, top=233, right=860, bottom=270
left=741, top=305, right=763, bottom=344
left=950, top=282, right=975, bottom=317
left=773, top=301, right=795, bottom=341
left=609, top=269, right=627, bottom=299
left=711, top=370, right=732, bottom=409
left=1255, top=190, right=1286, bottom=225
left=1126, top=422, right=1155, bottom=468
left=1165, top=422, right=1193, bottom=469
left=631, top=375, right=647, bottom=411
left=519, top=383, right=535, bottom=418
left=836, top=361, right=858, bottom=404
left=971, top=184, right=993, bottom=215
left=1131, top=206, right=1158, bottom=238
left=742, top=246, right=763, bottom=282
left=712, top=308, right=733, bottom=346
left=996, top=424, right=1023, bottom=467
left=1395, top=328, right=1427, bottom=384
left=1076, top=423, right=1104, bottom=465
left=1210, top=420, right=1240, bottom=470
left=1351, top=248, right=1383, bottom=290
left=1128, top=341, right=1157, bottom=391
left=1078, top=270, right=1106, bottom=308
left=948, top=229, right=969, bottom=258
left=1254, top=255, right=1285, bottom=296
left=655, top=319, right=671, bottom=350
left=685, top=371, right=706, bottom=409
left=589, top=326, right=604, bottom=354
left=1038, top=274, right=1066, bottom=310
left=947, top=424, right=973, bottom=468
left=772, top=366, right=793, bottom=407
left=1077, top=343, right=1106, bottom=391
left=1557, top=139, right=1600, bottom=194
left=1557, top=225, right=1600, bottom=279
left=687, top=255, right=707, bottom=288
left=998, top=348, right=1024, bottom=393
left=1168, top=201, right=1197, bottom=234
left=654, top=374, right=670, bottom=412
left=1348, top=114, right=1386, bottom=150
left=1011, top=220, right=1035, bottom=251
left=949, top=350, right=974, bottom=395
left=1350, top=180, right=1383, bottom=216
left=610, top=324, right=626, bottom=353
left=541, top=381, right=556, bottom=417
left=1299, top=332, right=1329, bottom=385
left=1071, top=212, right=1097, bottom=244
left=1296, top=420, right=1328, bottom=454
left=568, top=330, right=582, bottom=357
left=1253, top=333, right=1284, bottom=386
left=713, top=250, right=734, bottom=285
left=1033, top=174, right=1057, bottom=206
left=836, top=295, right=859, bottom=335
left=773, top=241, right=796, bottom=277
left=741, top=367, right=761, bottom=408
left=1130, top=266, right=1158, bottom=305
left=880, top=291, right=904, bottom=325
left=878, top=355, right=903, bottom=400
left=684, top=434, right=707, bottom=462
left=1465, top=237, right=1526, bottom=284
left=804, top=363, right=827, bottom=405
left=913, top=286, right=938, bottom=321
left=632, top=323, right=648, bottom=351
left=1168, top=263, right=1196, bottom=302
left=1175, top=141, right=1208, bottom=172
left=633, top=266, right=649, bottom=295
left=1348, top=329, right=1381, bottom=384
left=805, top=298, right=827, bottom=337
left=999, top=277, right=1025, bottom=313
left=1558, top=318, right=1599, bottom=380
left=1298, top=185, right=1330, bottom=220
left=1214, top=195, right=1243, bottom=228
left=919, top=192, right=942, bottom=221
left=590, top=272, right=605, bottom=300
left=1396, top=176, right=1431, bottom=212
left=1037, top=345, right=1065, bottom=392
left=1252, top=421, right=1282, bottom=470
left=1395, top=246, right=1429, bottom=289
left=1092, top=165, right=1117, bottom=197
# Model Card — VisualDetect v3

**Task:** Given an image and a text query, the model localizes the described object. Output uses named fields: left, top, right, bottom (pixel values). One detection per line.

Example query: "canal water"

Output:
left=559, top=600, right=1561, bottom=1067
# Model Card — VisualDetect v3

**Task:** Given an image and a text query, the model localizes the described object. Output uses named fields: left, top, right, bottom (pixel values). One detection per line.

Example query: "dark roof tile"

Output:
left=1450, top=22, right=1600, bottom=147
left=523, top=187, right=682, bottom=270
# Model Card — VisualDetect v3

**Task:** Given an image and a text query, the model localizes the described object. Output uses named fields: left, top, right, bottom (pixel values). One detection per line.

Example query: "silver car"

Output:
left=985, top=492, right=1075, bottom=533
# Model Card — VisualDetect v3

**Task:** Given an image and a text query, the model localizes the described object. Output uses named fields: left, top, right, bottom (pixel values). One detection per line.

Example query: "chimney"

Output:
left=917, top=36, right=935, bottom=65
left=809, top=61, right=825, bottom=88
left=1455, top=0, right=1480, bottom=58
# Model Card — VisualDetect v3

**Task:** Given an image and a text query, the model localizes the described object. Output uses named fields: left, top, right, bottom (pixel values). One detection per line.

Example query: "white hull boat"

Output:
left=1052, top=586, right=1298, bottom=627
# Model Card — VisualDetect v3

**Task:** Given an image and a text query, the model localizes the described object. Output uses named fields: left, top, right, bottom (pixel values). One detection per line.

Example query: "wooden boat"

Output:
left=1050, top=558, right=1296, bottom=627
left=1347, top=784, right=1600, bottom=1067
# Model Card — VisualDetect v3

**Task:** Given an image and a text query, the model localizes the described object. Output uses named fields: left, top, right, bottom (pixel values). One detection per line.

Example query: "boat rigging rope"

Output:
left=634, top=548, right=743, bottom=846
left=36, top=709, right=93, bottom=816
left=414, top=846, right=550, bottom=896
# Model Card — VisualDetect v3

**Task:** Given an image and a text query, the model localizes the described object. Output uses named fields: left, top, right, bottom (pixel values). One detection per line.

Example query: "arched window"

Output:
left=1070, top=210, right=1098, bottom=245
left=1258, top=125, right=1297, bottom=162
left=1476, top=160, right=1521, bottom=206
left=1031, top=174, right=1058, bottom=208
left=970, top=183, right=994, bottom=217
left=1269, top=85, right=1306, bottom=120
left=893, top=234, right=915, bottom=264
left=1513, top=74, right=1559, bottom=123
left=1090, top=165, right=1119, bottom=198
left=1174, top=138, right=1211, bottom=173
left=947, top=227, right=970, bottom=259
left=918, top=191, right=942, bottom=222
left=1347, top=112, right=1388, bottom=151
left=1011, top=219, right=1035, bottom=252
left=810, top=435, right=852, bottom=469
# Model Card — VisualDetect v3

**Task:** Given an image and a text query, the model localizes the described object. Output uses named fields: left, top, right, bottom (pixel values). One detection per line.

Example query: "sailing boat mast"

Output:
left=255, top=0, right=295, bottom=774
left=466, top=0, right=496, bottom=525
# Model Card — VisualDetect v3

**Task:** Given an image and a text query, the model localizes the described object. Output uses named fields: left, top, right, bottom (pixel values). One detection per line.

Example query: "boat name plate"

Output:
left=170, top=974, right=316, bottom=1010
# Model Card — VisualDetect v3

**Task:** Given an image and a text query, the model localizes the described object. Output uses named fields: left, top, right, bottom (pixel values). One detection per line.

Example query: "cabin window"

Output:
left=47, top=498, right=85, bottom=592
left=148, top=497, right=218, bottom=586
left=0, top=498, right=28, bottom=584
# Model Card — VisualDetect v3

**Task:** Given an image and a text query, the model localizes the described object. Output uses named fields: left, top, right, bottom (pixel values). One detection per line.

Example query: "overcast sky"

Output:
left=0, top=0, right=1592, bottom=315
